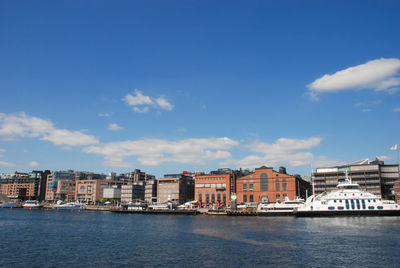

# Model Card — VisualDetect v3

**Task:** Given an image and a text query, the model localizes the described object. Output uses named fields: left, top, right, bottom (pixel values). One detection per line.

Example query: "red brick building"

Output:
left=195, top=169, right=237, bottom=207
left=236, top=166, right=310, bottom=204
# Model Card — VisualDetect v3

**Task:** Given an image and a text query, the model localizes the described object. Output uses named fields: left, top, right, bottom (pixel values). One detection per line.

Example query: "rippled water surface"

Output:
left=1, top=209, right=400, bottom=267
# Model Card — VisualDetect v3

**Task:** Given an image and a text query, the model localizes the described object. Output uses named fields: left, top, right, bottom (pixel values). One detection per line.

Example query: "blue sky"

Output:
left=0, top=0, right=399, bottom=177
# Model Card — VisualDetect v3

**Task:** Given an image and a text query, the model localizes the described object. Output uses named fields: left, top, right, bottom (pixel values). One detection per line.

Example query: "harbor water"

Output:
left=1, top=209, right=400, bottom=267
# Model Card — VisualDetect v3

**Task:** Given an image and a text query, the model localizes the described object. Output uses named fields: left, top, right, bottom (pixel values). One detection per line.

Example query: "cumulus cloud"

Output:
left=308, top=58, right=400, bottom=99
left=83, top=137, right=238, bottom=167
left=155, top=97, right=174, bottom=111
left=29, top=161, right=39, bottom=167
left=123, top=89, right=174, bottom=113
left=0, top=112, right=99, bottom=147
left=222, top=137, right=339, bottom=169
left=108, top=123, right=124, bottom=131
left=133, top=107, right=150, bottom=113
left=98, top=113, right=110, bottom=117
left=393, top=107, right=400, bottom=112
left=123, top=89, right=153, bottom=106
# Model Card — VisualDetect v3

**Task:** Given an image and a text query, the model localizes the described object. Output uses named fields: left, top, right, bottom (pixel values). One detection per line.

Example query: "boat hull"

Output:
left=258, top=211, right=294, bottom=216
left=295, top=210, right=400, bottom=217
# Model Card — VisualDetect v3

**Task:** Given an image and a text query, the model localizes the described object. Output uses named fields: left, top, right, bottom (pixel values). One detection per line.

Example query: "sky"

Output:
left=0, top=0, right=399, bottom=177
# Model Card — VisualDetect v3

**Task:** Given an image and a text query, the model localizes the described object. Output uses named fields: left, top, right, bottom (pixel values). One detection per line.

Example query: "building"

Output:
left=157, top=172, right=194, bottom=204
left=313, top=158, right=399, bottom=200
left=121, top=182, right=145, bottom=204
left=46, top=171, right=76, bottom=201
left=103, top=185, right=122, bottom=203
left=144, top=179, right=157, bottom=203
left=236, top=166, right=310, bottom=204
left=0, top=170, right=50, bottom=201
left=194, top=168, right=239, bottom=207
left=75, top=180, right=127, bottom=203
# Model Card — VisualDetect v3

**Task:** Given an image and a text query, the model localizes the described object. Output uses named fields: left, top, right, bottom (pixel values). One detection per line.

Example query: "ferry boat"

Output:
left=257, top=197, right=305, bottom=216
left=53, top=201, right=85, bottom=210
left=295, top=174, right=400, bottom=217
left=22, top=200, right=43, bottom=209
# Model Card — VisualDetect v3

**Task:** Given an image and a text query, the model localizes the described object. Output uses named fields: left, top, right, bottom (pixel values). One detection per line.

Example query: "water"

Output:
left=1, top=209, right=400, bottom=267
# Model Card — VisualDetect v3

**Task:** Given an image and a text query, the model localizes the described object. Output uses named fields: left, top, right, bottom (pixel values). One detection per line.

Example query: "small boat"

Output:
left=22, top=200, right=43, bottom=209
left=295, top=172, right=400, bottom=217
left=257, top=197, right=305, bottom=216
left=53, top=201, right=85, bottom=210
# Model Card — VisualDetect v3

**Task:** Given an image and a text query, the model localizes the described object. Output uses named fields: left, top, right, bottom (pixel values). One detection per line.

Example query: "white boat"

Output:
left=257, top=197, right=305, bottom=216
left=22, top=200, right=43, bottom=209
left=295, top=173, right=400, bottom=217
left=53, top=201, right=85, bottom=210
left=0, top=202, right=18, bottom=208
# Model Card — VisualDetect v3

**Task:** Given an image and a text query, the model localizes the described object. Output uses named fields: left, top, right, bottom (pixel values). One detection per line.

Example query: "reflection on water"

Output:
left=1, top=210, right=400, bottom=267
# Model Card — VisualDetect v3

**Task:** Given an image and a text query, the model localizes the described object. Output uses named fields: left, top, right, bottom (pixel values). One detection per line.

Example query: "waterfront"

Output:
left=1, top=210, right=400, bottom=267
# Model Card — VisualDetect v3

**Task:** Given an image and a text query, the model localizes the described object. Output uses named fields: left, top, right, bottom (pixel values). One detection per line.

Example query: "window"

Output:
left=249, top=195, right=254, bottom=202
left=211, top=192, right=215, bottom=203
left=206, top=191, right=209, bottom=203
left=351, top=200, right=355, bottom=209
left=217, top=192, right=221, bottom=203
left=276, top=183, right=280, bottom=191
left=282, top=183, right=287, bottom=191
left=249, top=184, right=253, bottom=192
left=260, top=173, right=268, bottom=191
left=243, top=195, right=247, bottom=202
left=356, top=200, right=360, bottom=209
left=223, top=191, right=226, bottom=204
left=276, top=194, right=281, bottom=202
left=243, top=184, right=247, bottom=192
left=362, top=200, right=366, bottom=209
left=345, top=200, right=350, bottom=209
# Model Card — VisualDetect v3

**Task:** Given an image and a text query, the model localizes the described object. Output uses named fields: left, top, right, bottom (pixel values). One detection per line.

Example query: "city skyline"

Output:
left=0, top=1, right=399, bottom=177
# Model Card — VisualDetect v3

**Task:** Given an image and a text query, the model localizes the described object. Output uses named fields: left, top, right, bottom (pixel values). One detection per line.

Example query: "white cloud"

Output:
left=0, top=161, right=16, bottom=167
left=83, top=137, right=238, bottom=167
left=123, top=89, right=174, bottom=113
left=133, top=107, right=150, bottom=113
left=223, top=137, right=333, bottom=169
left=123, top=89, right=153, bottom=106
left=393, top=107, right=400, bottom=112
left=98, top=113, right=110, bottom=117
left=308, top=58, right=400, bottom=98
left=0, top=112, right=99, bottom=147
left=108, top=123, right=124, bottom=131
left=29, top=161, right=39, bottom=167
left=155, top=97, right=174, bottom=111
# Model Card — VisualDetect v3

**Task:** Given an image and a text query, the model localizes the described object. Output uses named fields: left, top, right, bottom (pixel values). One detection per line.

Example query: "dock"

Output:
left=110, top=208, right=198, bottom=215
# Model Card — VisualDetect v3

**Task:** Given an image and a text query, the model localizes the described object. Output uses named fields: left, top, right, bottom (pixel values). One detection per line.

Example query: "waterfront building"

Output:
left=75, top=180, right=127, bottom=203
left=0, top=170, right=50, bottom=201
left=144, top=178, right=157, bottom=203
left=194, top=168, right=239, bottom=207
left=236, top=166, right=310, bottom=204
left=103, top=185, right=122, bottom=203
left=313, top=158, right=399, bottom=200
left=157, top=172, right=194, bottom=204
left=121, top=182, right=145, bottom=204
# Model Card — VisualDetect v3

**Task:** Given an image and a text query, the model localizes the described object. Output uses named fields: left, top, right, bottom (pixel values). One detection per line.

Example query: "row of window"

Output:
left=196, top=183, right=226, bottom=188
left=198, top=191, right=226, bottom=204
left=196, top=177, right=226, bottom=181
